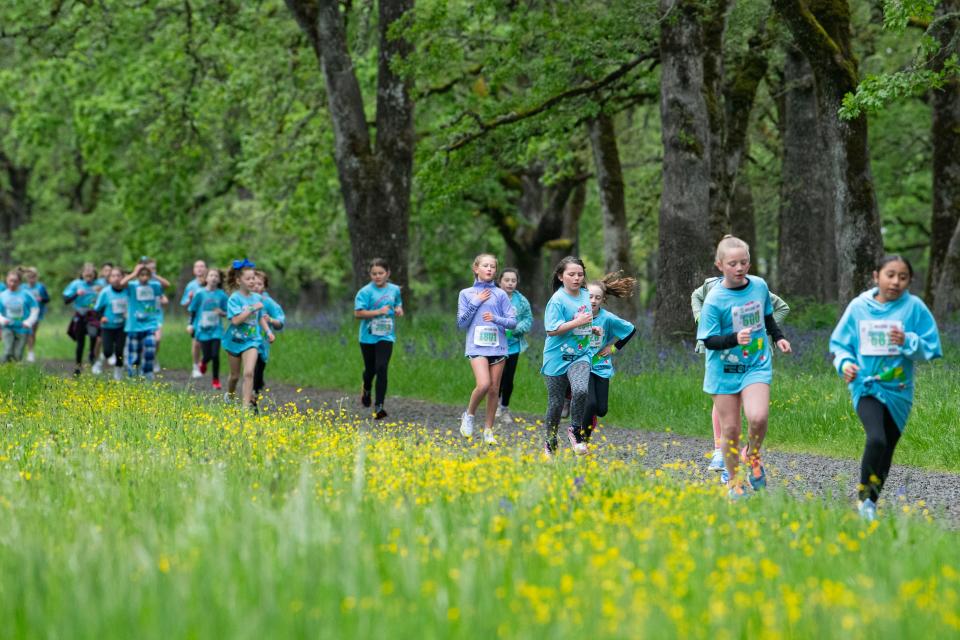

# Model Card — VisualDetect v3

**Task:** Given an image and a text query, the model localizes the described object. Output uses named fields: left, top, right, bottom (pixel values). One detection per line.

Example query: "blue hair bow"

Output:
left=232, top=258, right=256, bottom=269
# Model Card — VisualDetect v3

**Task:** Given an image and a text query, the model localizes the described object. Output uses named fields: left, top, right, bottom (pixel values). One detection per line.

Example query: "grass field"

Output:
left=30, top=310, right=960, bottom=472
left=0, top=366, right=958, bottom=638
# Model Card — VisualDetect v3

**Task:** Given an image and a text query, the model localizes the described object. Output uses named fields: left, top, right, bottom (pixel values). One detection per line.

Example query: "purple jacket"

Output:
left=457, top=280, right=517, bottom=357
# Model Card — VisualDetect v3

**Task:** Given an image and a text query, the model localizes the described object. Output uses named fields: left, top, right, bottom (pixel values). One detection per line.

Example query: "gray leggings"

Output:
left=543, top=360, right=591, bottom=450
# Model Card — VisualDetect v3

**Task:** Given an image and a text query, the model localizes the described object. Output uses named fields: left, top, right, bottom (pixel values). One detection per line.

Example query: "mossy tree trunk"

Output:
left=0, top=150, right=31, bottom=265
left=773, top=0, right=883, bottom=304
left=588, top=112, right=638, bottom=319
left=285, top=0, right=415, bottom=294
left=654, top=0, right=713, bottom=341
left=776, top=45, right=837, bottom=301
left=927, top=0, right=960, bottom=306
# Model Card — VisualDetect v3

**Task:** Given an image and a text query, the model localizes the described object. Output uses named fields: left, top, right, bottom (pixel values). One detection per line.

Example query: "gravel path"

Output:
left=45, top=361, right=960, bottom=525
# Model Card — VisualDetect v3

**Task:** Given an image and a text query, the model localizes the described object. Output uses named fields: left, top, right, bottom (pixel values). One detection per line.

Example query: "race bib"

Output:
left=573, top=323, right=594, bottom=336
left=200, top=310, right=220, bottom=329
left=136, top=286, right=155, bottom=302
left=370, top=317, right=393, bottom=336
left=474, top=325, right=499, bottom=347
left=859, top=320, right=902, bottom=356
left=6, top=301, right=23, bottom=320
left=111, top=298, right=127, bottom=315
left=732, top=300, right=763, bottom=333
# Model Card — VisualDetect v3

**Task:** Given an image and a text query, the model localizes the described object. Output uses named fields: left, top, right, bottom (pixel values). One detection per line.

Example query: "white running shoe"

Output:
left=26, top=351, right=35, bottom=363
left=223, top=391, right=232, bottom=403
left=709, top=448, right=725, bottom=472
left=497, top=406, right=513, bottom=425
left=91, top=360, right=103, bottom=375
left=113, top=367, right=122, bottom=381
left=858, top=498, right=877, bottom=522
left=459, top=412, right=475, bottom=438
left=107, top=355, right=117, bottom=366
left=153, top=359, right=160, bottom=372
left=483, top=428, right=498, bottom=445
left=191, top=365, right=203, bottom=379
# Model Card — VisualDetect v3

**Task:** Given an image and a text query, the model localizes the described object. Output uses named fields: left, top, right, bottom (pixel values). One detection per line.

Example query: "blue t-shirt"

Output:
left=95, top=287, right=129, bottom=330
left=222, top=292, right=264, bottom=355
left=93, top=277, right=108, bottom=295
left=354, top=282, right=402, bottom=344
left=697, top=276, right=775, bottom=394
left=188, top=288, right=229, bottom=342
left=541, top=287, right=594, bottom=377
left=589, top=309, right=635, bottom=379
left=23, top=283, right=50, bottom=320
left=180, top=279, right=203, bottom=307
left=0, top=288, right=38, bottom=334
left=124, top=280, right=165, bottom=333
left=829, top=289, right=942, bottom=431
left=150, top=278, right=166, bottom=326
left=63, top=279, right=98, bottom=313
left=258, top=292, right=286, bottom=361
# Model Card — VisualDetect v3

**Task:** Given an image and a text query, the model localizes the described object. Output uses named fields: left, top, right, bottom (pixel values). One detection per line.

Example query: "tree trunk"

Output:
left=729, top=155, right=756, bottom=252
left=926, top=0, right=960, bottom=305
left=285, top=0, right=415, bottom=294
left=773, top=0, right=883, bottom=304
left=654, top=0, right=714, bottom=341
left=490, top=167, right=588, bottom=312
left=934, top=218, right=960, bottom=318
left=0, top=151, right=31, bottom=264
left=776, top=46, right=836, bottom=301
left=703, top=0, right=733, bottom=245
left=588, top=113, right=638, bottom=318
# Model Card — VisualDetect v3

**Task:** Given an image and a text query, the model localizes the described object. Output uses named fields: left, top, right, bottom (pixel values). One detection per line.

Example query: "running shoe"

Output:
left=543, top=441, right=555, bottom=460
left=567, top=426, right=588, bottom=455
left=113, top=367, right=122, bottom=381
left=91, top=359, right=103, bottom=375
left=107, top=355, right=116, bottom=366
left=73, top=367, right=82, bottom=377
left=720, top=468, right=730, bottom=485
left=26, top=351, right=35, bottom=363
left=360, top=384, right=371, bottom=408
left=375, top=408, right=388, bottom=421
left=728, top=483, right=750, bottom=501
left=747, top=459, right=767, bottom=491
left=199, top=361, right=207, bottom=374
left=212, top=379, right=222, bottom=390
left=191, top=365, right=203, bottom=379
left=483, top=428, right=498, bottom=445
left=497, top=405, right=513, bottom=425
left=459, top=412, right=475, bottom=438
left=858, top=498, right=877, bottom=522
left=709, top=448, right=725, bottom=472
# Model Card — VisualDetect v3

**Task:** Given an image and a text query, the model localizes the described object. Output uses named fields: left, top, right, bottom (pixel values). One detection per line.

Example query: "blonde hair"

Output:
left=589, top=271, right=637, bottom=301
left=22, top=266, right=38, bottom=277
left=473, top=253, right=497, bottom=269
left=715, top=235, right=750, bottom=263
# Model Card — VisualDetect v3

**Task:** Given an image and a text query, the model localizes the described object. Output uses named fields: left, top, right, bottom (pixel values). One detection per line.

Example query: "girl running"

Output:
left=63, top=263, right=100, bottom=376
left=222, top=259, right=273, bottom=408
left=829, top=255, right=942, bottom=521
left=94, top=267, right=128, bottom=380
left=144, top=258, right=168, bottom=371
left=121, top=262, right=168, bottom=380
left=21, top=267, right=49, bottom=363
left=495, top=268, right=533, bottom=426
left=457, top=253, right=516, bottom=444
left=692, top=278, right=791, bottom=473
left=252, top=270, right=285, bottom=405
left=188, top=268, right=228, bottom=390
left=583, top=273, right=637, bottom=446
left=541, top=256, right=597, bottom=457
left=354, top=258, right=403, bottom=420
left=0, top=269, right=39, bottom=363
left=696, top=236, right=791, bottom=499
left=182, top=259, right=208, bottom=378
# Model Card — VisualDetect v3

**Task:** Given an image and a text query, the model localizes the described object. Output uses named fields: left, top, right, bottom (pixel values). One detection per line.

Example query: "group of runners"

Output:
left=0, top=235, right=943, bottom=518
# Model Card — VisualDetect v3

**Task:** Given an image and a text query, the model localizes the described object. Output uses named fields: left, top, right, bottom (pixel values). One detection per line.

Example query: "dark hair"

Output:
left=226, top=266, right=254, bottom=292
left=588, top=271, right=637, bottom=300
left=101, top=262, right=114, bottom=269
left=552, top=256, right=586, bottom=291
left=254, top=269, right=270, bottom=289
left=876, top=255, right=914, bottom=278
left=369, top=258, right=390, bottom=272
left=498, top=268, right=520, bottom=286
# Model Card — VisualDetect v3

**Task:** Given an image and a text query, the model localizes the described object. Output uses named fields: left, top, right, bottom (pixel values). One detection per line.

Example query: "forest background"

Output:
left=3, top=0, right=959, bottom=339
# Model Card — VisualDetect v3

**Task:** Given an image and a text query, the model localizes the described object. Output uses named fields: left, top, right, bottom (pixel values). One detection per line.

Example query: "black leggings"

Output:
left=200, top=339, right=221, bottom=380
left=101, top=328, right=125, bottom=365
left=360, top=341, right=393, bottom=406
left=254, top=354, right=266, bottom=396
left=499, top=352, right=520, bottom=407
left=856, top=396, right=902, bottom=503
left=583, top=374, right=610, bottom=442
left=73, top=315, right=97, bottom=365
